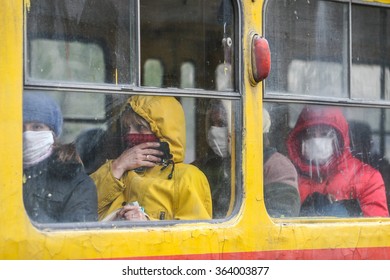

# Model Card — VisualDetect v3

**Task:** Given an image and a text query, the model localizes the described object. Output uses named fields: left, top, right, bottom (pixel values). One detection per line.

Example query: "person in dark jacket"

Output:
left=23, top=92, right=98, bottom=223
left=263, top=109, right=300, bottom=217
left=192, top=100, right=231, bottom=218
left=286, top=105, right=389, bottom=217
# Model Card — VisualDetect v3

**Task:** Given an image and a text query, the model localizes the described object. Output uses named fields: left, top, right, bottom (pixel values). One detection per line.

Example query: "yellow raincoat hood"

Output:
left=92, top=95, right=212, bottom=221
left=127, top=95, right=185, bottom=163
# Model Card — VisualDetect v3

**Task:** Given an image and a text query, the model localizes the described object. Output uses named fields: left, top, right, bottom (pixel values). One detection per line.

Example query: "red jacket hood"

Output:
left=286, top=105, right=351, bottom=179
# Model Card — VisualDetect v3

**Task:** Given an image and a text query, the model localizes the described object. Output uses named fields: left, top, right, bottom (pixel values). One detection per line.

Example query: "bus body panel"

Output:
left=1, top=0, right=390, bottom=260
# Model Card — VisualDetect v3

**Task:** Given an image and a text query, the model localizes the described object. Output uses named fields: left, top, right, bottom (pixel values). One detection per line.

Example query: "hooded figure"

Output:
left=91, top=95, right=212, bottom=221
left=192, top=100, right=231, bottom=219
left=23, top=92, right=98, bottom=223
left=286, top=105, right=389, bottom=217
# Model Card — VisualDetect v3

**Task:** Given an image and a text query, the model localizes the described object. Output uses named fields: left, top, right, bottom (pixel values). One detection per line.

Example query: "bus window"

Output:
left=351, top=5, right=390, bottom=100
left=265, top=103, right=390, bottom=218
left=30, top=39, right=105, bottom=83
left=22, top=90, right=237, bottom=224
left=139, top=0, right=235, bottom=90
left=24, top=0, right=239, bottom=227
left=265, top=0, right=389, bottom=101
left=265, top=0, right=349, bottom=98
left=264, top=0, right=390, bottom=218
left=26, top=0, right=236, bottom=92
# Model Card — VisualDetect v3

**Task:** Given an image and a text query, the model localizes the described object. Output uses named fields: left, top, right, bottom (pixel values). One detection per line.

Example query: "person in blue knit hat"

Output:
left=23, top=91, right=63, bottom=138
left=22, top=92, right=98, bottom=223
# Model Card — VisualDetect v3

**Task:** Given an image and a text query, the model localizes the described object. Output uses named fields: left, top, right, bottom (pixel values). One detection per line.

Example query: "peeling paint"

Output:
left=2, top=0, right=390, bottom=260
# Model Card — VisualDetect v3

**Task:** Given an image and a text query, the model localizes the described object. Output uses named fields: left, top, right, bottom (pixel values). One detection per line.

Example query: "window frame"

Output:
left=263, top=0, right=390, bottom=108
left=22, top=0, right=244, bottom=230
left=24, top=0, right=241, bottom=99
left=262, top=0, right=390, bottom=221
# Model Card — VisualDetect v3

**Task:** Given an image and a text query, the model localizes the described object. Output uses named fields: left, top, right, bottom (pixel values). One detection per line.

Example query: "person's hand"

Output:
left=112, top=142, right=163, bottom=179
left=117, top=205, right=148, bottom=221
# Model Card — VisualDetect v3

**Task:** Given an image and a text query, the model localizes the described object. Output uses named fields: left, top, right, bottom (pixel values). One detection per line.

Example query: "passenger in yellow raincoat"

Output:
left=91, top=95, right=212, bottom=221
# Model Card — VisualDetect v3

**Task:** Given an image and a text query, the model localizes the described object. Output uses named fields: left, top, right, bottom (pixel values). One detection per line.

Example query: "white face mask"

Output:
left=302, top=137, right=334, bottom=164
left=207, top=126, right=229, bottom=158
left=23, top=131, right=54, bottom=167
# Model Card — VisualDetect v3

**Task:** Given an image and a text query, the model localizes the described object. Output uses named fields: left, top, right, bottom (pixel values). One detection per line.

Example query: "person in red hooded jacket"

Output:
left=286, top=105, right=389, bottom=217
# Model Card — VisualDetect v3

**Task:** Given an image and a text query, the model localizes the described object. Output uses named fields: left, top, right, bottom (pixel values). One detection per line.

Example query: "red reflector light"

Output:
left=250, top=34, right=271, bottom=84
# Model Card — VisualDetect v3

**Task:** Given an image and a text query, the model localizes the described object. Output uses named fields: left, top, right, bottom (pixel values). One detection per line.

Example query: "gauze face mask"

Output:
left=207, top=126, right=229, bottom=158
left=302, top=137, right=334, bottom=165
left=23, top=130, right=54, bottom=167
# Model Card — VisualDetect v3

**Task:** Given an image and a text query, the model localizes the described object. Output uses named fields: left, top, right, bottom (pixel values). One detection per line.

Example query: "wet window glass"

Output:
left=23, top=91, right=237, bottom=224
left=26, top=0, right=236, bottom=92
left=264, top=102, right=390, bottom=218
left=24, top=0, right=239, bottom=226
left=265, top=0, right=390, bottom=101
left=264, top=0, right=390, bottom=218
left=265, top=0, right=349, bottom=98
left=351, top=5, right=390, bottom=100
left=29, top=39, right=105, bottom=83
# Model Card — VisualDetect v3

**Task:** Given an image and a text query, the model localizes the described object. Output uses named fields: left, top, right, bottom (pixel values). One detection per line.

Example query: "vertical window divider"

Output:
left=347, top=0, right=352, bottom=99
left=129, top=0, right=140, bottom=87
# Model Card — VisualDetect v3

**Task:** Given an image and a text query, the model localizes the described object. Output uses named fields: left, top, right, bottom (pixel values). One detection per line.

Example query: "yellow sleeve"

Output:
left=90, top=160, right=126, bottom=220
left=173, top=164, right=213, bottom=220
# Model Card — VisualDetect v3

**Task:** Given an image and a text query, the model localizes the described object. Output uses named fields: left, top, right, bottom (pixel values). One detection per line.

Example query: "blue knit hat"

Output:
left=23, top=92, right=63, bottom=136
